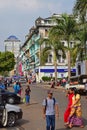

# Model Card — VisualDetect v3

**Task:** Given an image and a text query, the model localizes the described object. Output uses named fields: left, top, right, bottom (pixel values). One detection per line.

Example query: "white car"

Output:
left=65, top=83, right=85, bottom=90
left=65, top=75, right=87, bottom=95
left=0, top=103, right=23, bottom=127
left=65, top=83, right=86, bottom=95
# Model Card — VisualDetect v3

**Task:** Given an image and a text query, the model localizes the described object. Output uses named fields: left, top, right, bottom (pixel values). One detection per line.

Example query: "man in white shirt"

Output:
left=42, top=90, right=59, bottom=130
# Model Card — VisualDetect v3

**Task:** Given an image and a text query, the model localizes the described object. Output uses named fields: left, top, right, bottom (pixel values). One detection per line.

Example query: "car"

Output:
left=0, top=103, right=23, bottom=127
left=0, top=89, right=23, bottom=127
left=65, top=75, right=87, bottom=95
left=0, top=89, right=21, bottom=104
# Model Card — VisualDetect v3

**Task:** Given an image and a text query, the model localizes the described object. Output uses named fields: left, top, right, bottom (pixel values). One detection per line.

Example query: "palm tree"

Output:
left=73, top=0, right=87, bottom=23
left=73, top=25, right=87, bottom=61
left=73, top=0, right=87, bottom=58
left=50, top=13, right=78, bottom=81
left=38, top=34, right=66, bottom=84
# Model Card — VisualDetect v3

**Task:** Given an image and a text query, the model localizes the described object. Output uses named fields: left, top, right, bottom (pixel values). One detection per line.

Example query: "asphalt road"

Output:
left=0, top=83, right=87, bottom=130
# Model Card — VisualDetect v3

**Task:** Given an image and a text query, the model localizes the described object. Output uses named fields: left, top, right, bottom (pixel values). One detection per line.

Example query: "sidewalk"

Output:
left=37, top=82, right=65, bottom=90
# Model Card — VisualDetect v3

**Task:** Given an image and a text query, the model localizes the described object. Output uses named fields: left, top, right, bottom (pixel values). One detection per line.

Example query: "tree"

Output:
left=74, top=27, right=87, bottom=61
left=73, top=0, right=87, bottom=23
left=0, top=51, right=15, bottom=74
left=38, top=33, right=66, bottom=84
left=73, top=0, right=87, bottom=59
left=51, top=13, right=78, bottom=81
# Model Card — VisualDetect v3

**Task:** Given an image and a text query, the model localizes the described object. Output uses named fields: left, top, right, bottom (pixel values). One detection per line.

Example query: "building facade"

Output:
left=4, top=35, right=21, bottom=58
left=4, top=35, right=22, bottom=76
left=20, top=14, right=76, bottom=82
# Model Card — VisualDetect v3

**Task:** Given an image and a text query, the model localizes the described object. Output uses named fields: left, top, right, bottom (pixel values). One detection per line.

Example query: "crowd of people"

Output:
left=0, top=76, right=87, bottom=130
left=50, top=77, right=67, bottom=88
left=0, top=77, right=12, bottom=90
left=0, top=77, right=31, bottom=105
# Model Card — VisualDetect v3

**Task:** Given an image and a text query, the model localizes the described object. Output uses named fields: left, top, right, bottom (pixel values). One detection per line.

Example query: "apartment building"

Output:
left=20, top=14, right=76, bottom=82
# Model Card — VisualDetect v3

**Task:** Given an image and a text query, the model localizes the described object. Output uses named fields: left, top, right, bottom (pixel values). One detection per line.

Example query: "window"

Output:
left=70, top=42, right=74, bottom=48
left=48, top=54, right=52, bottom=63
left=45, top=29, right=48, bottom=37
left=78, top=64, right=81, bottom=75
left=58, top=55, right=61, bottom=63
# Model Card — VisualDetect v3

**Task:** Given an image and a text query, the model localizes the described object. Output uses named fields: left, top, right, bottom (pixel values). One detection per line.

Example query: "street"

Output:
left=0, top=83, right=87, bottom=130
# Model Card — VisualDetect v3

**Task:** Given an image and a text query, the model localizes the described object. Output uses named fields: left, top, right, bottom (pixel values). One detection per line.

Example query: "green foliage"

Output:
left=73, top=0, right=87, bottom=23
left=42, top=76, right=52, bottom=81
left=73, top=0, right=87, bottom=61
left=0, top=51, right=15, bottom=73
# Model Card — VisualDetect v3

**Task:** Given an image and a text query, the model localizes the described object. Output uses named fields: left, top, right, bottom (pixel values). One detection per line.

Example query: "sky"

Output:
left=0, top=0, right=75, bottom=51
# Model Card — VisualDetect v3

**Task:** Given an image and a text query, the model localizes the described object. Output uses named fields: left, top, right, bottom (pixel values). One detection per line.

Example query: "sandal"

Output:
left=80, top=125, right=84, bottom=128
left=64, top=123, right=69, bottom=128
left=68, top=124, right=73, bottom=129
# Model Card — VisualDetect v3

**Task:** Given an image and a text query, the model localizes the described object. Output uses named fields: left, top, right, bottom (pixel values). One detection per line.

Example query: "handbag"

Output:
left=23, top=97, right=26, bottom=103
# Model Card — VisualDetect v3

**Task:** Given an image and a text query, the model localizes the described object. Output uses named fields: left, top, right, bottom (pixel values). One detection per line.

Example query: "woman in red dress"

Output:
left=64, top=88, right=74, bottom=126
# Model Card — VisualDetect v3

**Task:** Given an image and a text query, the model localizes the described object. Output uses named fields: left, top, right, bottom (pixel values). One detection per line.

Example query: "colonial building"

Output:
left=20, top=14, right=76, bottom=82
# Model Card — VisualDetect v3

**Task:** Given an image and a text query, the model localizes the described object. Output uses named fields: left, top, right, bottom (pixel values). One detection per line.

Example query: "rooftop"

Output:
left=5, top=35, right=20, bottom=42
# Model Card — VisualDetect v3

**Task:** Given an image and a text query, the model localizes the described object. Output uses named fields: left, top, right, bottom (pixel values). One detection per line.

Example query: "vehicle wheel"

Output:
left=7, top=97, right=15, bottom=104
left=7, top=113, right=16, bottom=127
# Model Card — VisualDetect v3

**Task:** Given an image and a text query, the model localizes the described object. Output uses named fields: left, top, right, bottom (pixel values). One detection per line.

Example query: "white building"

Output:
left=4, top=35, right=21, bottom=58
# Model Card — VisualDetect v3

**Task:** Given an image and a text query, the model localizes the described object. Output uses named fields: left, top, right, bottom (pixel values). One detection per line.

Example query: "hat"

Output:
left=47, top=89, right=53, bottom=94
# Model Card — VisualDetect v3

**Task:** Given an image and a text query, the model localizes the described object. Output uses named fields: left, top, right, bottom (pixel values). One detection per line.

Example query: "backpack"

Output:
left=45, top=98, right=56, bottom=110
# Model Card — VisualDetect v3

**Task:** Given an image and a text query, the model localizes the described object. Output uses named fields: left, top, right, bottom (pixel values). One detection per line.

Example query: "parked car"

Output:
left=0, top=89, right=21, bottom=104
left=65, top=75, right=87, bottom=95
left=0, top=97, right=23, bottom=127
left=0, top=104, right=23, bottom=127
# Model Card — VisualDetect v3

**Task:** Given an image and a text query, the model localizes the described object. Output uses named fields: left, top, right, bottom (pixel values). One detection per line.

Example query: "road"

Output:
left=0, top=83, right=87, bottom=130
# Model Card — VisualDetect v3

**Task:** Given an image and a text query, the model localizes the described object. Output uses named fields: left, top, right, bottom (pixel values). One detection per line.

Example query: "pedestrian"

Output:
left=28, top=79, right=31, bottom=84
left=84, top=80, right=87, bottom=99
left=0, top=79, right=5, bottom=89
left=62, top=78, right=66, bottom=87
left=64, top=88, right=74, bottom=127
left=51, top=79, right=55, bottom=88
left=13, top=81, right=20, bottom=94
left=18, top=82, right=23, bottom=96
left=68, top=88, right=84, bottom=128
left=25, top=84, right=31, bottom=105
left=42, top=89, right=59, bottom=130
left=4, top=80, right=8, bottom=90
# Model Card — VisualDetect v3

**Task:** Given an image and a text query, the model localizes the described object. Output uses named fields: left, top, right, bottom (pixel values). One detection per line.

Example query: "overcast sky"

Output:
left=0, top=0, right=75, bottom=51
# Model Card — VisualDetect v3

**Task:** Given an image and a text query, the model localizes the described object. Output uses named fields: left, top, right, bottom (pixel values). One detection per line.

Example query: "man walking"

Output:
left=42, top=89, right=59, bottom=130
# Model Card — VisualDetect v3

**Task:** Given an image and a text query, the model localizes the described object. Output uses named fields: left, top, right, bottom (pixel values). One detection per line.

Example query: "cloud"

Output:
left=0, top=0, right=42, bottom=11
left=0, top=0, right=62, bottom=13
left=0, top=0, right=75, bottom=51
left=0, top=0, right=74, bottom=15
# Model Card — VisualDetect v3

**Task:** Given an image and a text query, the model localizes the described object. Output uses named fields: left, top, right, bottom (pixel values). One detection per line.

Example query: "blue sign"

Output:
left=40, top=69, right=76, bottom=73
